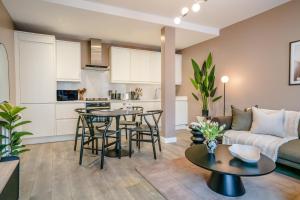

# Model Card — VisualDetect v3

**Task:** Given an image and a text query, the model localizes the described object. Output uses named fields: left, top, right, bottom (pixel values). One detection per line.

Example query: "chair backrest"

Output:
left=140, top=110, right=163, bottom=131
left=80, top=113, right=112, bottom=135
left=123, top=106, right=144, bottom=123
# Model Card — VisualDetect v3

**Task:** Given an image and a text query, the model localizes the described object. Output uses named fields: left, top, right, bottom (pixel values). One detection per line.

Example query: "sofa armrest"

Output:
left=211, top=116, right=232, bottom=130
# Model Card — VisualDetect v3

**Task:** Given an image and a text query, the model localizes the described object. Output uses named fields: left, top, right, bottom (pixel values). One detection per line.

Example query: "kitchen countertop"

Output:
left=56, top=96, right=187, bottom=104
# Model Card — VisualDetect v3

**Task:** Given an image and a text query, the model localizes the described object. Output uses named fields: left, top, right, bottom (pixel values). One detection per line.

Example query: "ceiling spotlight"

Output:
left=181, top=7, right=189, bottom=16
left=192, top=3, right=201, bottom=12
left=174, top=17, right=181, bottom=24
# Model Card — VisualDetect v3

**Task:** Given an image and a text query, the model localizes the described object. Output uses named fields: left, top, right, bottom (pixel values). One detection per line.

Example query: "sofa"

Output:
left=212, top=115, right=300, bottom=170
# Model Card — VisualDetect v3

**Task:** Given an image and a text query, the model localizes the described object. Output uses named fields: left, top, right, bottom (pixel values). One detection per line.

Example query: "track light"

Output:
left=181, top=7, right=189, bottom=16
left=174, top=17, right=181, bottom=24
left=192, top=3, right=201, bottom=12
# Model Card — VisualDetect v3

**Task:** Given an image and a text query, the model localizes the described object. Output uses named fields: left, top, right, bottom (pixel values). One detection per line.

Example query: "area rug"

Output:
left=136, top=158, right=300, bottom=200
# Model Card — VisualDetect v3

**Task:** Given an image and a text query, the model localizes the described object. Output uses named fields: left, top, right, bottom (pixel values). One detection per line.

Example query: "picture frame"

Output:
left=289, top=40, right=300, bottom=85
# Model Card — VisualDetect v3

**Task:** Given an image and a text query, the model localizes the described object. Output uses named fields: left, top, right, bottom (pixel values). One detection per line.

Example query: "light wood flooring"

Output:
left=19, top=130, right=191, bottom=200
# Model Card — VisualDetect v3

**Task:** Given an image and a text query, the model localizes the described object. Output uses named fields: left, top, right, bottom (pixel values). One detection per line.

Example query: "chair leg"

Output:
left=74, top=119, right=80, bottom=151
left=151, top=131, right=157, bottom=160
left=129, top=130, right=132, bottom=158
left=96, top=138, right=99, bottom=155
left=79, top=130, right=85, bottom=165
left=100, top=136, right=105, bottom=169
left=125, top=125, right=128, bottom=140
left=92, top=138, right=95, bottom=154
left=157, top=130, right=162, bottom=152
left=138, top=132, right=141, bottom=150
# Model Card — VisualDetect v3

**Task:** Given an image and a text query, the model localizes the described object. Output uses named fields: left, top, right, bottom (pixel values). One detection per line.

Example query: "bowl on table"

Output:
left=229, top=144, right=261, bottom=163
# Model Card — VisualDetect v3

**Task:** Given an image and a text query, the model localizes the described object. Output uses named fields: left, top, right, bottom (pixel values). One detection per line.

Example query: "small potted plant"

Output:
left=0, top=102, right=33, bottom=161
left=195, top=121, right=225, bottom=154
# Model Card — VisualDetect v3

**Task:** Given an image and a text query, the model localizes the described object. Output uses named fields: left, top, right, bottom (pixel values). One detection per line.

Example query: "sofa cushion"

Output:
left=251, top=107, right=285, bottom=137
left=278, top=139, right=300, bottom=164
left=231, top=106, right=252, bottom=131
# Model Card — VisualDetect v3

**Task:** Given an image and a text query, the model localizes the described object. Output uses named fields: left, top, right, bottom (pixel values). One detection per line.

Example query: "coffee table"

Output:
left=185, top=144, right=276, bottom=197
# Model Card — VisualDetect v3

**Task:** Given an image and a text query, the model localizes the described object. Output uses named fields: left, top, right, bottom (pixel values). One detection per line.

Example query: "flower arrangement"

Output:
left=191, top=121, right=225, bottom=153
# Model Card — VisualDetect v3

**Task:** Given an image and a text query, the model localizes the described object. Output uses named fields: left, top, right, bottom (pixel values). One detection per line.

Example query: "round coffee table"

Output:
left=185, top=144, right=276, bottom=197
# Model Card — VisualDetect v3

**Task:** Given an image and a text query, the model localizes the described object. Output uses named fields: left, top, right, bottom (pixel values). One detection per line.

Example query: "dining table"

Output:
left=89, top=108, right=142, bottom=158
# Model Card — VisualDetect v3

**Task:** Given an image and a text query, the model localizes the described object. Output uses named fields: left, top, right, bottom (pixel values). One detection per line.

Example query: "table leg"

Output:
left=207, top=172, right=245, bottom=197
left=105, top=115, right=132, bottom=157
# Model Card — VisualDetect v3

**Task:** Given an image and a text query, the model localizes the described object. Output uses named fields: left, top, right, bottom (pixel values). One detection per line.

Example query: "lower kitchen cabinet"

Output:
left=21, top=103, right=56, bottom=138
left=176, top=100, right=188, bottom=127
left=56, top=119, right=78, bottom=135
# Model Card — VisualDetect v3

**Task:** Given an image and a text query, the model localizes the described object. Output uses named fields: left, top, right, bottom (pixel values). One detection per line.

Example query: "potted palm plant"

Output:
left=0, top=102, right=33, bottom=161
left=190, top=52, right=222, bottom=117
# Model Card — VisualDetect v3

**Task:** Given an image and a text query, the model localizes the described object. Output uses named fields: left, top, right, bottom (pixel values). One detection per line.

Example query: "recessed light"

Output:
left=192, top=3, right=201, bottom=12
left=174, top=17, right=181, bottom=24
left=181, top=7, right=189, bottom=16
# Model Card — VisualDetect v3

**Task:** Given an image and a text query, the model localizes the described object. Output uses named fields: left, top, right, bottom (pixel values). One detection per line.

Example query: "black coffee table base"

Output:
left=207, top=172, right=245, bottom=197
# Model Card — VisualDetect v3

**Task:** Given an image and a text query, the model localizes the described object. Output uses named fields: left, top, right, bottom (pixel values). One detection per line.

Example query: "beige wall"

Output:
left=0, top=0, right=15, bottom=104
left=178, top=0, right=300, bottom=122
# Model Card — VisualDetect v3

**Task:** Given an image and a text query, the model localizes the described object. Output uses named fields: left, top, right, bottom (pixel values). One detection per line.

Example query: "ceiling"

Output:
left=2, top=0, right=289, bottom=49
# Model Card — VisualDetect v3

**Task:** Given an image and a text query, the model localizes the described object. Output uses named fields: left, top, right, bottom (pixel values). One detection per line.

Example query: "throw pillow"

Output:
left=250, top=107, right=285, bottom=137
left=231, top=106, right=252, bottom=131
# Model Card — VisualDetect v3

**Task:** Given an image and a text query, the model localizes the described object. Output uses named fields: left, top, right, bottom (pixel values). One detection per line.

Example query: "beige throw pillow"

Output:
left=250, top=107, right=285, bottom=137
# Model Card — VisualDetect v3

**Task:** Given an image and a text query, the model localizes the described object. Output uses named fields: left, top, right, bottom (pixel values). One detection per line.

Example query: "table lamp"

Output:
left=221, top=75, right=229, bottom=116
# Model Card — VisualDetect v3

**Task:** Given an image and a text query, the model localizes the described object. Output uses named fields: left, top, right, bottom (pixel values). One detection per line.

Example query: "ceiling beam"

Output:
left=43, top=0, right=220, bottom=36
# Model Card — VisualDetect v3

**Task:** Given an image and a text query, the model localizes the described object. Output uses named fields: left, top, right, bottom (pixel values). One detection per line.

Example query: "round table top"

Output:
left=185, top=144, right=276, bottom=177
left=89, top=109, right=142, bottom=117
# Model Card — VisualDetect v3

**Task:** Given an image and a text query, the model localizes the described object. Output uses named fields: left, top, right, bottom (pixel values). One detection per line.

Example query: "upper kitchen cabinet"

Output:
left=14, top=31, right=56, bottom=104
left=175, top=54, right=182, bottom=85
left=56, top=40, right=81, bottom=82
left=110, top=46, right=131, bottom=83
left=149, top=51, right=161, bottom=84
left=130, top=49, right=150, bottom=83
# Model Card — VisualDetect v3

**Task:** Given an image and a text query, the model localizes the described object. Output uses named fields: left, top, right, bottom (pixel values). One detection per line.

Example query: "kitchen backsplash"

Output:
left=57, top=70, right=161, bottom=100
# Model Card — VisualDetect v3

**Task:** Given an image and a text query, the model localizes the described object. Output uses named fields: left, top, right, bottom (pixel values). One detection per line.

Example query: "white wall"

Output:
left=57, top=69, right=160, bottom=100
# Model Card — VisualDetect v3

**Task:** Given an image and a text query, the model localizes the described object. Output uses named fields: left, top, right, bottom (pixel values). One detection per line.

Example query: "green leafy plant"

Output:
left=190, top=52, right=222, bottom=116
left=0, top=102, right=33, bottom=157
left=196, top=121, right=225, bottom=141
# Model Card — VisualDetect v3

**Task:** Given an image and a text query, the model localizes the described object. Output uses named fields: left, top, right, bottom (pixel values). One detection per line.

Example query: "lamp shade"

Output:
left=221, top=75, right=229, bottom=83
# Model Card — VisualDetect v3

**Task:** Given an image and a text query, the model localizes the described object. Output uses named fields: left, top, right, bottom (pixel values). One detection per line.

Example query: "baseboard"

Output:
left=175, top=124, right=188, bottom=130
left=23, top=134, right=75, bottom=145
left=160, top=136, right=177, bottom=143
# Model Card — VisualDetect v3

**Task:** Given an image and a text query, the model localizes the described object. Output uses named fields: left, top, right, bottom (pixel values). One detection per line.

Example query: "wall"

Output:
left=0, top=0, right=15, bottom=104
left=178, top=0, right=300, bottom=122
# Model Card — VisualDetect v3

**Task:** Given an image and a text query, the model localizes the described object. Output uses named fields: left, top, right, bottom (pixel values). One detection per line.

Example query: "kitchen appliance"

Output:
left=85, top=98, right=111, bottom=123
left=57, top=90, right=78, bottom=101
left=84, top=39, right=110, bottom=71
left=85, top=98, right=111, bottom=110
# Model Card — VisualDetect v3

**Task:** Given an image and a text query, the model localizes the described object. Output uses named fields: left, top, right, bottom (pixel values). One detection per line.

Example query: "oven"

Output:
left=85, top=100, right=111, bottom=123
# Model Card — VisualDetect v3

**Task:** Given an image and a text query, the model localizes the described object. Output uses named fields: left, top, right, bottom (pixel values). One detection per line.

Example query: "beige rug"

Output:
left=136, top=158, right=300, bottom=200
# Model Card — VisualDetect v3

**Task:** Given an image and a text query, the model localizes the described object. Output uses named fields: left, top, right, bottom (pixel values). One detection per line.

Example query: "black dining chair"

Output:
left=120, top=106, right=144, bottom=140
left=78, top=112, right=118, bottom=169
left=128, top=110, right=163, bottom=159
left=74, top=108, right=110, bottom=153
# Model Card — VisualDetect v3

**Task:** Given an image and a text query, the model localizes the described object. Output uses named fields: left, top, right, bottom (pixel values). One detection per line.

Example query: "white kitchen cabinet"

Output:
left=56, top=103, right=84, bottom=119
left=56, top=119, right=78, bottom=135
left=56, top=40, right=81, bottom=82
left=15, top=31, right=56, bottom=104
left=130, top=49, right=150, bottom=83
left=175, top=54, right=182, bottom=85
left=149, top=52, right=161, bottom=84
left=55, top=103, right=84, bottom=136
left=110, top=47, right=131, bottom=83
left=21, top=104, right=56, bottom=138
left=175, top=99, right=188, bottom=126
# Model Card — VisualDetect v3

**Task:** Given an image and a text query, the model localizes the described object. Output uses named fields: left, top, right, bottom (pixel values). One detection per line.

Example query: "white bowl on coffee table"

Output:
left=229, top=144, right=261, bottom=163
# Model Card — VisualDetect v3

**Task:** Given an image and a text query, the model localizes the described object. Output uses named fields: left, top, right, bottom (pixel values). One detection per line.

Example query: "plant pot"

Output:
left=0, top=155, right=19, bottom=162
left=202, top=109, right=209, bottom=117
left=205, top=139, right=218, bottom=154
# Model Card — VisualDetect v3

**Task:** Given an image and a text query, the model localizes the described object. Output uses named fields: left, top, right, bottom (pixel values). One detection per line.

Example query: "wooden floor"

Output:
left=19, top=130, right=191, bottom=200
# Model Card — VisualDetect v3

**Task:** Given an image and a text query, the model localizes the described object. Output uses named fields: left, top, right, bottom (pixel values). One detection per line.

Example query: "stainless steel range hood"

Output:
left=84, top=39, right=110, bottom=71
